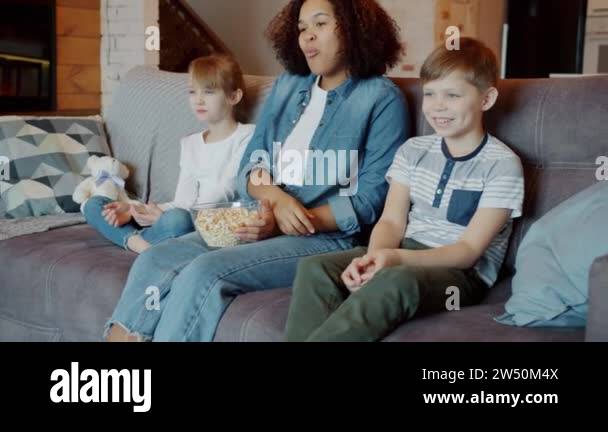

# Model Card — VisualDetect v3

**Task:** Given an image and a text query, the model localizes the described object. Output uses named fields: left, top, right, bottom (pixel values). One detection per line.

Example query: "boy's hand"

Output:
left=233, top=199, right=280, bottom=242
left=102, top=201, right=132, bottom=227
left=341, top=257, right=373, bottom=293
left=358, top=249, right=402, bottom=284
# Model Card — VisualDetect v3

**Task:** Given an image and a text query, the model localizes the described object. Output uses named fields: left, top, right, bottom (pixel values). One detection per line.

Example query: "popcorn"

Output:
left=192, top=202, right=260, bottom=248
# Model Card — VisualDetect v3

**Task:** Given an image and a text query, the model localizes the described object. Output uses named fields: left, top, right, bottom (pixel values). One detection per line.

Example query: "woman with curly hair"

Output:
left=105, top=0, right=411, bottom=342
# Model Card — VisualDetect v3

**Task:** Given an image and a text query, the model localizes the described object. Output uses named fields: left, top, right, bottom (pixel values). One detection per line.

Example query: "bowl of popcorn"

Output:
left=191, top=201, right=261, bottom=248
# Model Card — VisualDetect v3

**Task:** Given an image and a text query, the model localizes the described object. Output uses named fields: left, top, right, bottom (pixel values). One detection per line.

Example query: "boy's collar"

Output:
left=441, top=133, right=489, bottom=162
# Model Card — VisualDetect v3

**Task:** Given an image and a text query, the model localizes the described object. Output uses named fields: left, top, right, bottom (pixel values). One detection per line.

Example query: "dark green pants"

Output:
left=284, top=239, right=488, bottom=342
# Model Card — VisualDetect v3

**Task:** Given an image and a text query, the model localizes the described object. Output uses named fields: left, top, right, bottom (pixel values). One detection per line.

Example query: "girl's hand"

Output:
left=233, top=199, right=279, bottom=242
left=102, top=201, right=132, bottom=227
left=341, top=257, right=371, bottom=293
left=358, top=249, right=402, bottom=284
left=131, top=202, right=163, bottom=227
left=272, top=193, right=316, bottom=236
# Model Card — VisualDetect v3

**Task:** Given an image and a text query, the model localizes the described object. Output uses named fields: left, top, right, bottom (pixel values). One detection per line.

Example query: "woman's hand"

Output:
left=246, top=169, right=316, bottom=236
left=272, top=193, right=316, bottom=236
left=102, top=201, right=132, bottom=227
left=130, top=202, right=163, bottom=227
left=233, top=199, right=280, bottom=242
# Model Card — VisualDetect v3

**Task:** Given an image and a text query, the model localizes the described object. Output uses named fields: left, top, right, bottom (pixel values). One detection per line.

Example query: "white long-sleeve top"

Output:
left=159, top=123, right=255, bottom=211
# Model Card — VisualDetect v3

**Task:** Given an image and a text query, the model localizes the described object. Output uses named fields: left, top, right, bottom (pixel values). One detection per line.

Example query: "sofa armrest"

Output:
left=586, top=254, right=608, bottom=342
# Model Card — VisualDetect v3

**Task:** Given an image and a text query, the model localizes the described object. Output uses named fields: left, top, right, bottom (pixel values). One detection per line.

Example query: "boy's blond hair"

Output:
left=420, top=38, right=498, bottom=91
left=189, top=54, right=248, bottom=122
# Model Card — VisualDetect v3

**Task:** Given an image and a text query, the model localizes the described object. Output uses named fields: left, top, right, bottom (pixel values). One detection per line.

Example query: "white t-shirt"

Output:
left=160, top=123, right=255, bottom=210
left=278, top=76, right=327, bottom=186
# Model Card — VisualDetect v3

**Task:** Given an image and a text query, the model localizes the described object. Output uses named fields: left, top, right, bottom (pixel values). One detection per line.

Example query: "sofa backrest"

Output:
left=105, top=66, right=608, bottom=277
left=104, top=67, right=274, bottom=205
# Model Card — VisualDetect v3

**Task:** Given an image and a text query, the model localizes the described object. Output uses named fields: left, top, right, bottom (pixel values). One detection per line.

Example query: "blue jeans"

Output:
left=105, top=232, right=356, bottom=341
left=84, top=196, right=194, bottom=250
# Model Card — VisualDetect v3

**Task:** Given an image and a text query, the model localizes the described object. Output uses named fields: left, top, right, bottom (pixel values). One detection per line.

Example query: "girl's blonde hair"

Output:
left=188, top=54, right=248, bottom=122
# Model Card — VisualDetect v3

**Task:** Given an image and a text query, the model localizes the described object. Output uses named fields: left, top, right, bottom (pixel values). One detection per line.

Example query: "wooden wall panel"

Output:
left=435, top=0, right=481, bottom=47
left=57, top=37, right=100, bottom=65
left=55, top=2, right=101, bottom=113
left=56, top=0, right=100, bottom=10
left=57, top=6, right=100, bottom=37
left=57, top=93, right=101, bottom=110
left=56, top=65, right=101, bottom=94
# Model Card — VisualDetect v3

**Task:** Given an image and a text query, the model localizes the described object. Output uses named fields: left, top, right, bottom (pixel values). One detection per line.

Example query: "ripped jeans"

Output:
left=104, top=231, right=356, bottom=341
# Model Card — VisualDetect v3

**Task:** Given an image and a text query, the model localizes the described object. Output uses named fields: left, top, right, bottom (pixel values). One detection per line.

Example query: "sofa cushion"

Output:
left=480, top=278, right=512, bottom=305
left=0, top=115, right=111, bottom=218
left=586, top=254, right=608, bottom=342
left=213, top=287, right=584, bottom=342
left=496, top=181, right=608, bottom=327
left=0, top=224, right=133, bottom=341
left=383, top=303, right=584, bottom=342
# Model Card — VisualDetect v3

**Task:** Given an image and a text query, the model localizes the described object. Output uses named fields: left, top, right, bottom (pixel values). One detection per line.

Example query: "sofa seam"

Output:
left=535, top=80, right=554, bottom=169
left=0, top=311, right=62, bottom=341
left=44, top=249, right=89, bottom=319
left=240, top=295, right=290, bottom=342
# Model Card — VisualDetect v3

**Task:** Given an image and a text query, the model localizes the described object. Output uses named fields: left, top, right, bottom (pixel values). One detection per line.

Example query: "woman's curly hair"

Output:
left=265, top=0, right=404, bottom=78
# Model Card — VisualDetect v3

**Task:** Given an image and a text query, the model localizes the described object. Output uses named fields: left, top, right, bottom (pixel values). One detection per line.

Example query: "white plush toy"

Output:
left=72, top=155, right=131, bottom=206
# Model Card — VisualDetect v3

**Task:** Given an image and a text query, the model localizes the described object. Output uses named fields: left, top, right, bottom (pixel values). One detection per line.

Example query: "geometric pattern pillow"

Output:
left=0, top=115, right=111, bottom=218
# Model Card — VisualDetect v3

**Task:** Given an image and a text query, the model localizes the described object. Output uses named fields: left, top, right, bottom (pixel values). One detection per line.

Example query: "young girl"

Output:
left=84, top=54, right=255, bottom=254
left=105, top=0, right=410, bottom=342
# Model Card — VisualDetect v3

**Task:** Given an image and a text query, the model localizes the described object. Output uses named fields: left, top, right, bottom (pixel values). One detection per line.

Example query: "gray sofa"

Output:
left=0, top=67, right=606, bottom=342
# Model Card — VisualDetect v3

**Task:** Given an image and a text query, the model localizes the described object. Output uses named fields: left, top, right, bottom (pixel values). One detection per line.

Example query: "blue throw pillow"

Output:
left=495, top=181, right=608, bottom=328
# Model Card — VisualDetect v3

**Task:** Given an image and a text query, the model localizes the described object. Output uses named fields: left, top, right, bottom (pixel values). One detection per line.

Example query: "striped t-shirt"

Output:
left=386, top=134, right=524, bottom=286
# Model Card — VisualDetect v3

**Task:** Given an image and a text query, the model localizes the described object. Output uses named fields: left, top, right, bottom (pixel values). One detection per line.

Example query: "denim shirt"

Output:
left=237, top=72, right=410, bottom=239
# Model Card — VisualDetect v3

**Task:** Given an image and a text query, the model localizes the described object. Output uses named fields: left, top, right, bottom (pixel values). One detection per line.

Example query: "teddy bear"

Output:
left=72, top=155, right=131, bottom=206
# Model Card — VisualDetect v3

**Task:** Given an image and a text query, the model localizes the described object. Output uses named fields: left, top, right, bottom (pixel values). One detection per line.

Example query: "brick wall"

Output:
left=101, top=0, right=159, bottom=115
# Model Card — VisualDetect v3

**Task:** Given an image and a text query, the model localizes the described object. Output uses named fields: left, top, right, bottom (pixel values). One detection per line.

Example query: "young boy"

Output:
left=284, top=38, right=525, bottom=342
